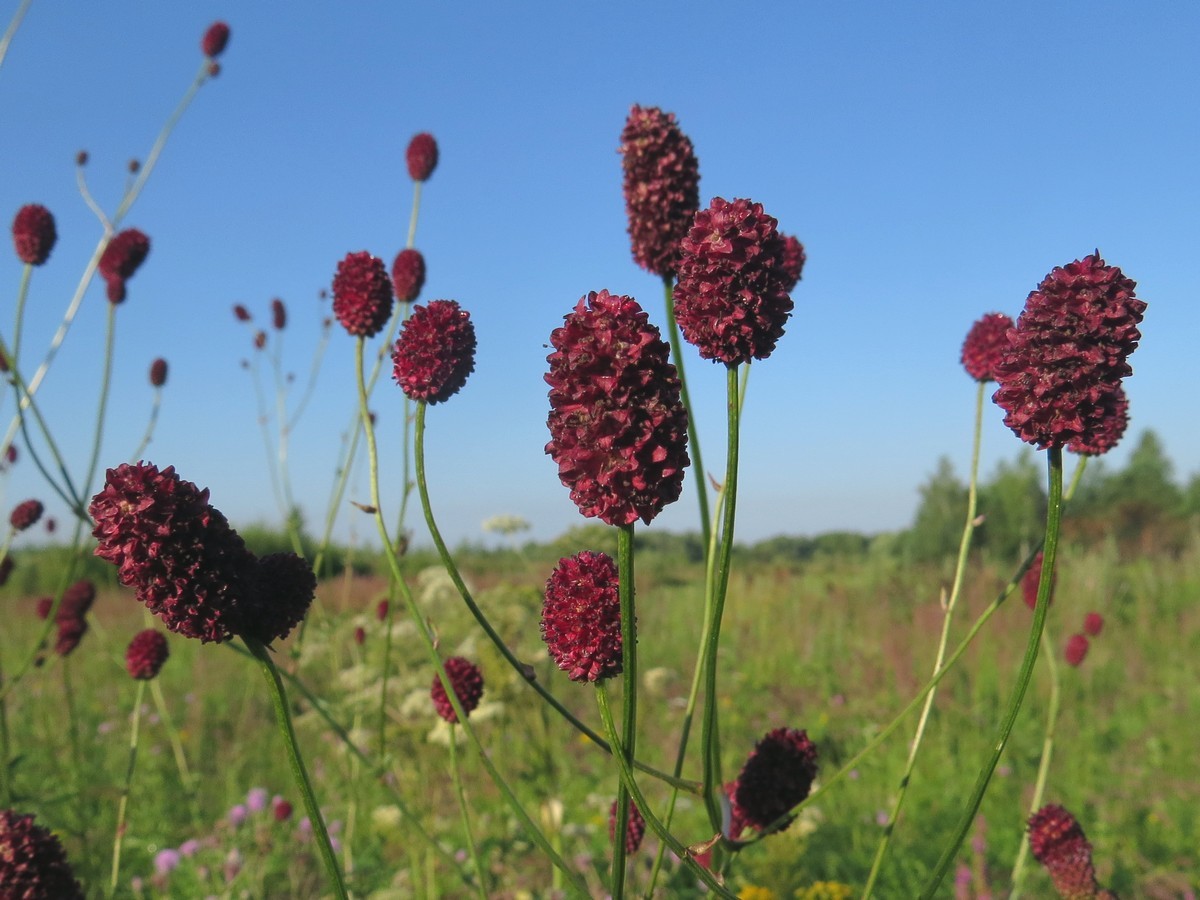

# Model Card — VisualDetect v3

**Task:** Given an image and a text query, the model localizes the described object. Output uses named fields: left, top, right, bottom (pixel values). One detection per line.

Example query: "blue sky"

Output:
left=1, top=2, right=1196, bottom=548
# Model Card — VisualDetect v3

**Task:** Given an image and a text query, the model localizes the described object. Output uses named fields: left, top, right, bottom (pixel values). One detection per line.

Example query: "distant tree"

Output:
left=1111, top=430, right=1182, bottom=514
left=902, top=456, right=968, bottom=563
left=975, top=451, right=1046, bottom=561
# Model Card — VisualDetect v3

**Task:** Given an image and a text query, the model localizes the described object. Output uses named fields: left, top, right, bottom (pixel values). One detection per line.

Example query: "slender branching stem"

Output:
left=110, top=680, right=147, bottom=897
left=609, top=523, right=637, bottom=899
left=449, top=725, right=489, bottom=899
left=921, top=447, right=1064, bottom=896
left=0, top=0, right=33, bottom=70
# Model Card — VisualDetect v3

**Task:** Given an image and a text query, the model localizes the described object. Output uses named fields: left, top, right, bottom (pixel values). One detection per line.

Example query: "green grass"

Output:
left=2, top=535, right=1196, bottom=897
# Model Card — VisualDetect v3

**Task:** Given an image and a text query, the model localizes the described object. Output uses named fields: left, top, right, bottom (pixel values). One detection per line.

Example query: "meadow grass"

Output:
left=3, top=533, right=1195, bottom=897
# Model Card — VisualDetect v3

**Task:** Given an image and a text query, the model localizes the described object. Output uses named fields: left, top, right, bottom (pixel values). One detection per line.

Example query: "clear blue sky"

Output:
left=1, top=2, right=1197, bottom=548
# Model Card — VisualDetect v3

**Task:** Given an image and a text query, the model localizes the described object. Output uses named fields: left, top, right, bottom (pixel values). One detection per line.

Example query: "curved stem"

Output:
left=700, top=365, right=741, bottom=832
left=356, top=340, right=590, bottom=896
left=1008, top=627, right=1061, bottom=898
left=610, top=523, right=636, bottom=899
left=413, top=403, right=697, bottom=792
left=244, top=636, right=348, bottom=899
left=129, top=389, right=163, bottom=462
left=110, top=679, right=147, bottom=897
left=596, top=682, right=736, bottom=899
left=82, top=304, right=118, bottom=499
left=921, top=447, right=1064, bottom=896
left=0, top=0, right=33, bottom=70
left=863, top=380, right=987, bottom=895
left=449, top=725, right=489, bottom=899
left=661, top=277, right=710, bottom=550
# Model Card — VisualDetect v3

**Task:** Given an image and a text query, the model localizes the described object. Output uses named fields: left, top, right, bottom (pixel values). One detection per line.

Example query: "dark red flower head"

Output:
left=391, top=248, right=426, bottom=303
left=89, top=462, right=257, bottom=643
left=0, top=809, right=84, bottom=898
left=1028, top=804, right=1106, bottom=899
left=993, top=254, right=1145, bottom=454
left=391, top=300, right=476, bottom=404
left=202, top=21, right=231, bottom=58
left=545, top=290, right=689, bottom=526
left=430, top=656, right=484, bottom=723
left=125, top=629, right=170, bottom=679
left=60, top=579, right=96, bottom=620
left=961, top=312, right=1014, bottom=382
left=1065, top=382, right=1129, bottom=457
left=779, top=233, right=807, bottom=292
left=406, top=133, right=438, bottom=182
left=1022, top=551, right=1056, bottom=611
left=243, top=552, right=316, bottom=645
left=731, top=727, right=818, bottom=833
left=271, top=298, right=287, bottom=330
left=272, top=797, right=293, bottom=822
left=1083, top=612, right=1104, bottom=637
left=54, top=617, right=88, bottom=657
left=541, top=551, right=622, bottom=682
left=98, top=229, right=150, bottom=304
left=12, top=204, right=57, bottom=266
left=149, top=357, right=168, bottom=387
left=1064, top=634, right=1089, bottom=667
left=619, top=104, right=701, bottom=278
left=233, top=304, right=251, bottom=322
left=10, top=499, right=43, bottom=532
left=0, top=556, right=13, bottom=586
left=673, top=197, right=794, bottom=366
left=332, top=251, right=394, bottom=338
left=608, top=800, right=645, bottom=855
left=253, top=330, right=266, bottom=350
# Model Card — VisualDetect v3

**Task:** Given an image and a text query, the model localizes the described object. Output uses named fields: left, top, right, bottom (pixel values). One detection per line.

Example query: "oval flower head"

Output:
left=0, top=809, right=84, bottom=898
left=391, top=299, right=476, bottom=404
left=430, top=656, right=484, bottom=723
left=541, top=551, right=621, bottom=682
left=993, top=253, right=1145, bottom=454
left=545, top=290, right=689, bottom=526
left=673, top=197, right=793, bottom=366
left=960, top=312, right=1014, bottom=382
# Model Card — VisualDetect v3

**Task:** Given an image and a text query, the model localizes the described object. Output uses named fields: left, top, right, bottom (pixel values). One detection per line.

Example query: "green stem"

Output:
left=356, top=339, right=589, bottom=896
left=244, top=636, right=347, bottom=899
left=449, top=724, right=489, bottom=899
left=1008, top=627, right=1061, bottom=898
left=81, top=304, right=118, bottom=505
left=413, top=403, right=696, bottom=792
left=0, top=655, right=11, bottom=807
left=595, top=683, right=737, bottom=899
left=110, top=679, right=147, bottom=897
left=610, top=523, right=636, bottom=899
left=921, top=447, right=1064, bottom=896
left=700, top=365, right=741, bottom=832
left=129, top=389, right=163, bottom=462
left=863, top=380, right=987, bottom=895
left=662, top=277, right=711, bottom=550
left=0, top=0, right=33, bottom=70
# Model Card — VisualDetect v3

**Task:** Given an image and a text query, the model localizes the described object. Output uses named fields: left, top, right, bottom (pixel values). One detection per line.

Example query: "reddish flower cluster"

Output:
left=430, top=656, right=484, bottom=723
left=545, top=290, right=689, bottom=526
left=961, top=312, right=1015, bottom=382
left=202, top=21, right=231, bottom=58
left=125, top=629, right=170, bottom=679
left=98, top=228, right=150, bottom=304
left=1022, top=551, right=1056, bottom=611
left=619, top=104, right=700, bottom=278
left=391, top=300, right=476, bottom=404
left=332, top=251, right=394, bottom=338
left=149, top=357, right=168, bottom=387
left=780, top=233, right=807, bottom=292
left=406, top=133, right=438, bottom=182
left=233, top=304, right=251, bottom=322
left=994, top=254, right=1145, bottom=454
left=10, top=498, right=43, bottom=532
left=608, top=800, right=645, bottom=855
left=1064, top=633, right=1089, bottom=667
left=731, top=727, right=818, bottom=833
left=89, top=462, right=314, bottom=644
left=541, top=551, right=622, bottom=682
left=1083, top=612, right=1104, bottom=636
left=673, top=197, right=793, bottom=366
left=391, top=248, right=426, bottom=303
left=273, top=797, right=293, bottom=822
left=12, top=204, right=57, bottom=266
left=0, top=809, right=83, bottom=898
left=271, top=298, right=287, bottom=330
left=1028, top=804, right=1110, bottom=899
left=36, top=579, right=96, bottom=657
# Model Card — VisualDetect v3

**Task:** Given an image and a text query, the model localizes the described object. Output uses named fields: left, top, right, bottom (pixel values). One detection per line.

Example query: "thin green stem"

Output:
left=413, top=403, right=697, bottom=792
left=356, top=339, right=589, bottom=896
left=449, top=725, right=489, bottom=899
left=610, top=523, right=636, bottom=899
left=10, top=265, right=31, bottom=370
left=0, top=655, right=11, bottom=807
left=110, top=679, right=147, bottom=897
left=129, top=388, right=163, bottom=462
left=82, top=304, right=119, bottom=501
left=662, top=277, right=711, bottom=550
left=921, top=447, right=1064, bottom=896
left=1008, top=627, right=1062, bottom=898
left=595, top=683, right=737, bottom=899
left=244, top=636, right=347, bottom=899
left=700, top=365, right=741, bottom=832
left=863, top=381, right=987, bottom=896
left=0, top=0, right=33, bottom=71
